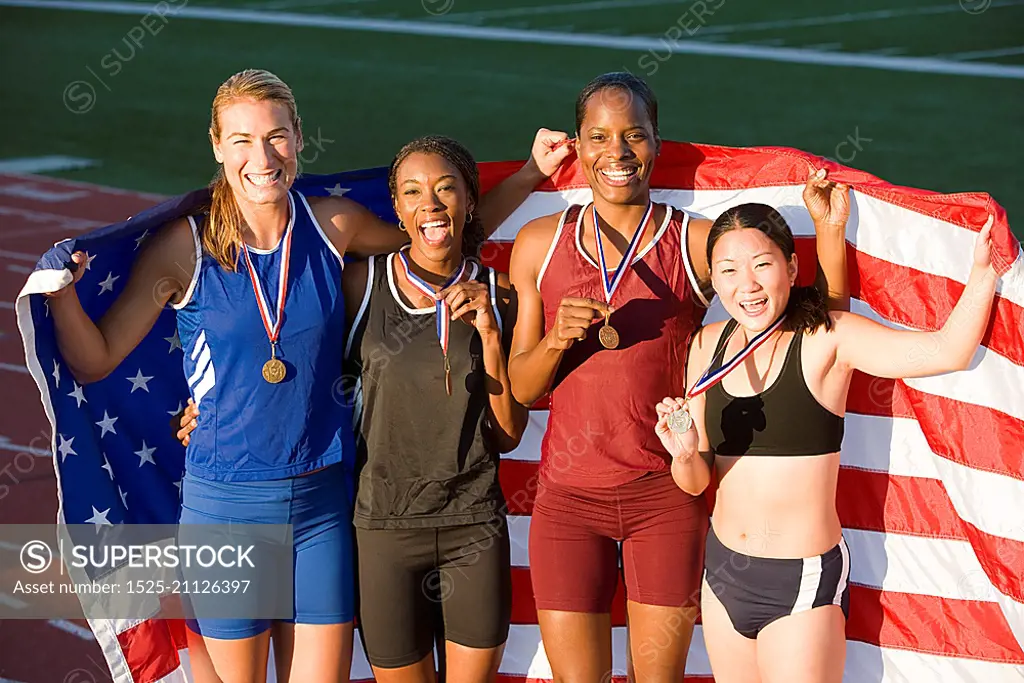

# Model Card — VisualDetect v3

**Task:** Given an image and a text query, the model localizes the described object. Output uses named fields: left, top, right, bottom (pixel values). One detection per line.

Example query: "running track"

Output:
left=0, top=173, right=165, bottom=683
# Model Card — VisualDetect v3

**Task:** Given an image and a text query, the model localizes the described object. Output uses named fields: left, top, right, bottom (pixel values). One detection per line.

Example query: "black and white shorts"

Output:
left=703, top=524, right=851, bottom=639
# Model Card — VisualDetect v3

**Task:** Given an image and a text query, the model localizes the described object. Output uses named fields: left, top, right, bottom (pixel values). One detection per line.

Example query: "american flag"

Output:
left=17, top=142, right=1024, bottom=682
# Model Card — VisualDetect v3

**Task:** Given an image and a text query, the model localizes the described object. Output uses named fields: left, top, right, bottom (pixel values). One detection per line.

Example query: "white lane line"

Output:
left=0, top=362, right=29, bottom=374
left=0, top=541, right=27, bottom=551
left=6, top=264, right=32, bottom=274
left=1, top=301, right=16, bottom=310
left=0, top=593, right=29, bottom=609
left=698, top=1, right=1024, bottom=36
left=0, top=437, right=52, bottom=456
left=48, top=619, right=96, bottom=641
left=2, top=0, right=1023, bottom=79
left=944, top=46, right=1024, bottom=60
left=0, top=249, right=40, bottom=262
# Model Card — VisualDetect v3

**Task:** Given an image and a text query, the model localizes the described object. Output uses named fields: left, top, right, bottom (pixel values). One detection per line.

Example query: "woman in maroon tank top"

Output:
left=507, top=73, right=852, bottom=681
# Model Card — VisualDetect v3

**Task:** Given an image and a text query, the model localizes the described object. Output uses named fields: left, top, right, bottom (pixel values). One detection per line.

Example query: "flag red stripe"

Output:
left=850, top=246, right=1024, bottom=367
left=118, top=618, right=183, bottom=683
left=846, top=585, right=1024, bottom=662
left=962, top=521, right=1024, bottom=605
left=847, top=374, right=1024, bottom=481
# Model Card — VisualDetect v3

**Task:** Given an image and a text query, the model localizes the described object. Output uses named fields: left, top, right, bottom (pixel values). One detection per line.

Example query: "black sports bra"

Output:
left=704, top=320, right=844, bottom=457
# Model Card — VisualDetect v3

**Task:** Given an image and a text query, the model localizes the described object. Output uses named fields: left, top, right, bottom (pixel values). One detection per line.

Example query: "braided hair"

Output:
left=387, top=136, right=484, bottom=259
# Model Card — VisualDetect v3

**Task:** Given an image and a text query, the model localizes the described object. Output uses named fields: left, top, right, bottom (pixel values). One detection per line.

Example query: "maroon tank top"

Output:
left=538, top=203, right=706, bottom=487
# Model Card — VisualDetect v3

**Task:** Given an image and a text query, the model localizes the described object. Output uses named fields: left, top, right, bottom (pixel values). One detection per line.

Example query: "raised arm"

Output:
left=833, top=216, right=998, bottom=379
left=802, top=168, right=851, bottom=310
left=47, top=218, right=197, bottom=384
left=506, top=216, right=609, bottom=405
left=476, top=129, right=573, bottom=238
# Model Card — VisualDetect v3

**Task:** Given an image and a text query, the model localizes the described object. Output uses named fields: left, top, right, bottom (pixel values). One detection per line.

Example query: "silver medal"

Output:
left=667, top=408, right=692, bottom=434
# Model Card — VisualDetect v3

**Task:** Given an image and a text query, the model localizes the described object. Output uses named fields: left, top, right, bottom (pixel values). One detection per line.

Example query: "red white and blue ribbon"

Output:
left=397, top=248, right=467, bottom=358
left=687, top=314, right=787, bottom=399
left=592, top=202, right=654, bottom=306
left=241, top=214, right=295, bottom=352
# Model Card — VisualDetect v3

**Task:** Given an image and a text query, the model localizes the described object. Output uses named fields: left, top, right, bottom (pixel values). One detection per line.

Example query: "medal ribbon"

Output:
left=592, top=202, right=653, bottom=306
left=397, top=248, right=467, bottom=359
left=686, top=314, right=787, bottom=400
left=241, top=213, right=295, bottom=353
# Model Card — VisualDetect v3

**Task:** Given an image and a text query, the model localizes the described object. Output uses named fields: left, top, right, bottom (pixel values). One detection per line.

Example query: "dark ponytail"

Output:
left=706, top=203, right=832, bottom=334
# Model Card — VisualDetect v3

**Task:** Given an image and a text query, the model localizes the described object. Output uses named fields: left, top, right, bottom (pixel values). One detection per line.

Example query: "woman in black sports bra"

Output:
left=653, top=203, right=1001, bottom=683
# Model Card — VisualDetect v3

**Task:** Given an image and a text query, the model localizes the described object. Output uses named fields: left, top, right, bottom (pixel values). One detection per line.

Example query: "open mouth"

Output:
left=245, top=170, right=282, bottom=188
left=598, top=165, right=640, bottom=187
left=418, top=218, right=452, bottom=247
left=739, top=297, right=769, bottom=317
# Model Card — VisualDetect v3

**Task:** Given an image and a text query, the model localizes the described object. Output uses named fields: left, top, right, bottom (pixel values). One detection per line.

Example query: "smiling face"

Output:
left=392, top=151, right=474, bottom=262
left=575, top=85, right=660, bottom=206
left=211, top=97, right=302, bottom=208
left=710, top=227, right=799, bottom=331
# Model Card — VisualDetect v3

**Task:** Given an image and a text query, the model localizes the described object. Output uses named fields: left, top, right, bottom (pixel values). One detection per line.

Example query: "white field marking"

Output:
left=0, top=156, right=98, bottom=174
left=2, top=0, right=1024, bottom=79
left=0, top=593, right=29, bottom=610
left=944, top=46, right=1024, bottom=60
left=442, top=0, right=685, bottom=21
left=0, top=541, right=27, bottom=551
left=247, top=0, right=376, bottom=11
left=7, top=264, right=32, bottom=274
left=698, top=1, right=1024, bottom=36
left=0, top=302, right=14, bottom=310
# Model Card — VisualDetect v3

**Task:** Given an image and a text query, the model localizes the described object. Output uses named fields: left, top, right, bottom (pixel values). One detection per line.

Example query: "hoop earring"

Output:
left=466, top=212, right=474, bottom=224
left=398, top=220, right=407, bottom=232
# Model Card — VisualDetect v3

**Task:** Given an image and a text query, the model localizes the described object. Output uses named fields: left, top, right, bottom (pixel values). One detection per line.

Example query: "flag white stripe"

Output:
left=844, top=640, right=1024, bottom=683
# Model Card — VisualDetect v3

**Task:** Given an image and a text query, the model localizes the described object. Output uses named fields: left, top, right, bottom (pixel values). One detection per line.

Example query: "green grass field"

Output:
left=1, top=0, right=1022, bottom=236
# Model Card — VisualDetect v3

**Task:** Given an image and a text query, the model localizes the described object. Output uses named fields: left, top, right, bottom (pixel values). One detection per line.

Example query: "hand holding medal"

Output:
left=655, top=315, right=788, bottom=457
left=655, top=397, right=698, bottom=459
left=549, top=297, right=613, bottom=350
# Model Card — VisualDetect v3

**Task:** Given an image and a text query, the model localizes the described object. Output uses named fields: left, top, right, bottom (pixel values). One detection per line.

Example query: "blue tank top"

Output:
left=173, top=190, right=356, bottom=482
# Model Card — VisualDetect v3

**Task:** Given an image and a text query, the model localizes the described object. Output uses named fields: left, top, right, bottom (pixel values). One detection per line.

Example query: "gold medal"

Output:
left=444, top=354, right=452, bottom=397
left=241, top=213, right=295, bottom=388
left=599, top=321, right=620, bottom=349
left=262, top=357, right=286, bottom=384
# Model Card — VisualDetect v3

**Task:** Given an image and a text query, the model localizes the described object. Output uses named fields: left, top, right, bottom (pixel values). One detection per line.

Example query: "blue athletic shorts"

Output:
left=178, top=462, right=355, bottom=639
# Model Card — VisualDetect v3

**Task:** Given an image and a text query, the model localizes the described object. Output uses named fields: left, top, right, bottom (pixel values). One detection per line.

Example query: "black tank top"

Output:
left=344, top=253, right=506, bottom=529
left=704, top=320, right=844, bottom=457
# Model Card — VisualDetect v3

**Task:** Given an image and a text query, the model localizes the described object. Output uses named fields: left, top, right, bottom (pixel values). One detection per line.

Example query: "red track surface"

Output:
left=0, top=173, right=166, bottom=683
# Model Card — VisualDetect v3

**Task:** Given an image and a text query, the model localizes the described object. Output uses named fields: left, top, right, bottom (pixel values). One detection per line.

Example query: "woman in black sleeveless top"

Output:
left=654, top=203, right=1001, bottom=683
left=341, top=137, right=529, bottom=682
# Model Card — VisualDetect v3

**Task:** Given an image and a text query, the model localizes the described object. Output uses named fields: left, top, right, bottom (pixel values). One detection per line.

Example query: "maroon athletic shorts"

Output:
left=529, top=470, right=709, bottom=612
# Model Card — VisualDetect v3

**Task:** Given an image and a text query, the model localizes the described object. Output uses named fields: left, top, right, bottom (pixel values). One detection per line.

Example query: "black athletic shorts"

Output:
left=356, top=518, right=512, bottom=668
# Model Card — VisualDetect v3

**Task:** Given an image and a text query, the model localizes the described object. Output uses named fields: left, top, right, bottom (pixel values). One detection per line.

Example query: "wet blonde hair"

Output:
left=205, top=69, right=301, bottom=271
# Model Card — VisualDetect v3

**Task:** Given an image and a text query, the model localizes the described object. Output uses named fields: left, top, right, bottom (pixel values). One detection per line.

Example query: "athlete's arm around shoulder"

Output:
left=308, top=195, right=409, bottom=260
left=506, top=212, right=564, bottom=405
left=48, top=217, right=198, bottom=384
